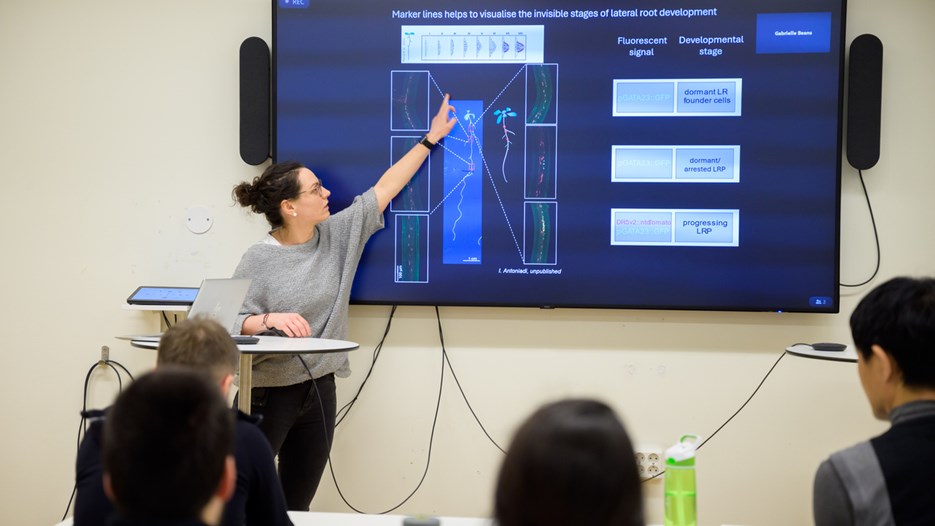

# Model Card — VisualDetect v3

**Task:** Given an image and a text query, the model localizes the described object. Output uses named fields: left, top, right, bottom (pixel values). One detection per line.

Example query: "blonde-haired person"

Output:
left=74, top=316, right=292, bottom=526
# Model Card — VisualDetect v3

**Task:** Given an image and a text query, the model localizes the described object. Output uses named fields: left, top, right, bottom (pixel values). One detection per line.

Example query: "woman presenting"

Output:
left=231, top=95, right=457, bottom=510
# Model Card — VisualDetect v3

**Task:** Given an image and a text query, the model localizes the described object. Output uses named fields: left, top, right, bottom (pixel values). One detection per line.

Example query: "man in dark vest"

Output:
left=813, top=276, right=935, bottom=526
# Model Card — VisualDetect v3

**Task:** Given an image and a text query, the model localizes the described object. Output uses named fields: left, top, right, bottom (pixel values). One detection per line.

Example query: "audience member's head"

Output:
left=157, top=314, right=239, bottom=392
left=102, top=368, right=235, bottom=524
left=494, top=399, right=643, bottom=526
left=849, top=276, right=935, bottom=419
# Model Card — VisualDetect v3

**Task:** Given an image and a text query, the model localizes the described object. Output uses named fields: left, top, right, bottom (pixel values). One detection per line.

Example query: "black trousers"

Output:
left=241, top=374, right=336, bottom=511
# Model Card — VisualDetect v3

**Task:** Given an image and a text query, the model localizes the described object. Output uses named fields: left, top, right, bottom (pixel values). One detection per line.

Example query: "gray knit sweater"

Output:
left=232, top=188, right=383, bottom=388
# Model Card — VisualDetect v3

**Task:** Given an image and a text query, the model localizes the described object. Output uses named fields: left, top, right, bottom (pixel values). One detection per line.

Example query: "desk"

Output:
left=785, top=343, right=858, bottom=363
left=287, top=512, right=492, bottom=525
left=54, top=512, right=490, bottom=526
left=130, top=336, right=359, bottom=413
left=56, top=513, right=743, bottom=525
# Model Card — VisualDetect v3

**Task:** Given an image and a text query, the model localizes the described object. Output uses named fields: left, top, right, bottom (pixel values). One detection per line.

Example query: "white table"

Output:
left=130, top=336, right=359, bottom=412
left=287, top=511, right=492, bottom=525
left=57, top=513, right=749, bottom=525
left=785, top=343, right=858, bottom=363
left=55, top=512, right=492, bottom=526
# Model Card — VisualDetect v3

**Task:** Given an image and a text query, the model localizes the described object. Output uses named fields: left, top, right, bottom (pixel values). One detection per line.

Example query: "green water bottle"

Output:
left=664, top=434, right=701, bottom=526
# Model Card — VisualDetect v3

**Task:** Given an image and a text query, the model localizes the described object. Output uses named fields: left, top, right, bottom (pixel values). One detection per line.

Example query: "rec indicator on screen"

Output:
left=279, top=0, right=309, bottom=8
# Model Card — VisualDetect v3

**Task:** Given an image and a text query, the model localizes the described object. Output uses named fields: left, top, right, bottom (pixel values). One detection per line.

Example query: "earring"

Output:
left=293, top=212, right=298, bottom=217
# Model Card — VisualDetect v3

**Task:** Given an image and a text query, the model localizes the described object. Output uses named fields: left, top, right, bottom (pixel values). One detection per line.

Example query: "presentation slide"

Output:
left=274, top=0, right=845, bottom=312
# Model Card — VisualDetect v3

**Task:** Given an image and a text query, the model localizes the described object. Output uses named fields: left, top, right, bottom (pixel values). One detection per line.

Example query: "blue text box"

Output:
left=613, top=148, right=673, bottom=180
left=677, top=81, right=738, bottom=113
left=675, top=148, right=737, bottom=180
left=614, top=81, right=675, bottom=114
left=674, top=212, right=737, bottom=245
left=612, top=211, right=673, bottom=244
left=756, top=12, right=832, bottom=54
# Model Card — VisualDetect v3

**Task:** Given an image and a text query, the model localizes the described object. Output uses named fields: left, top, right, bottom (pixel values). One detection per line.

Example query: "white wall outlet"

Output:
left=634, top=444, right=664, bottom=481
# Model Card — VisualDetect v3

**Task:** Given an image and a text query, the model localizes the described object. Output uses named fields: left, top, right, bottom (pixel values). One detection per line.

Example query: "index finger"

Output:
left=438, top=93, right=455, bottom=115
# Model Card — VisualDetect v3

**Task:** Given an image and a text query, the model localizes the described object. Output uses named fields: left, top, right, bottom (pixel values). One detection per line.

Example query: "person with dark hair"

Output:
left=102, top=368, right=235, bottom=525
left=813, top=276, right=935, bottom=526
left=494, top=399, right=644, bottom=526
left=229, top=95, right=457, bottom=510
left=74, top=316, right=293, bottom=526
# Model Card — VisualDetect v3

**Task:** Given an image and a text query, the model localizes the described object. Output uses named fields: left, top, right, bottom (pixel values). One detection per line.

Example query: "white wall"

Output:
left=1, top=1, right=932, bottom=525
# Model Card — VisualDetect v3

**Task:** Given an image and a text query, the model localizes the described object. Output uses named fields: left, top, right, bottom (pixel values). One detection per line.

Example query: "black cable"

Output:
left=298, top=325, right=446, bottom=514
left=641, top=351, right=786, bottom=484
left=63, top=359, right=130, bottom=520
left=63, top=362, right=98, bottom=520
left=841, top=169, right=881, bottom=287
left=161, top=310, right=172, bottom=328
left=434, top=306, right=505, bottom=454
left=107, top=360, right=135, bottom=382
left=79, top=363, right=97, bottom=435
left=103, top=362, right=122, bottom=392
left=335, top=305, right=397, bottom=427
left=63, top=416, right=85, bottom=514
left=696, top=351, right=785, bottom=451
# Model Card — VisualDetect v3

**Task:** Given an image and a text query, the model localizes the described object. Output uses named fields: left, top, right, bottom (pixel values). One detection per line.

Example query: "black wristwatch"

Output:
left=419, top=135, right=437, bottom=151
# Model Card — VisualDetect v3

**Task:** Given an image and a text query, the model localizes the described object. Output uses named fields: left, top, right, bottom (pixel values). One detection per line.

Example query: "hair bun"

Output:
left=232, top=180, right=259, bottom=209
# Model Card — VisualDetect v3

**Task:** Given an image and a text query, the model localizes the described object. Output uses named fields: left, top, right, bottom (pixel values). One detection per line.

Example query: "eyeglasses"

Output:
left=299, top=179, right=325, bottom=197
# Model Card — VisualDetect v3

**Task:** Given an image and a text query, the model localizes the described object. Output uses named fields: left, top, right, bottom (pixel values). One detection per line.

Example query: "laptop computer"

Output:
left=118, top=278, right=252, bottom=342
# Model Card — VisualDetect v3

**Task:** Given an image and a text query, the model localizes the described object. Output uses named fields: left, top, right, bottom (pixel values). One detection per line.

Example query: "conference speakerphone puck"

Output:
left=811, top=342, right=847, bottom=352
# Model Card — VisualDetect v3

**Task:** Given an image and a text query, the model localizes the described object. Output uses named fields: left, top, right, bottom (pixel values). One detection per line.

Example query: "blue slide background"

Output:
left=273, top=0, right=844, bottom=312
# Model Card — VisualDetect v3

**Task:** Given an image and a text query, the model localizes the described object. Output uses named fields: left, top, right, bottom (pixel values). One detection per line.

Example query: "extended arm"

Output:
left=374, top=94, right=458, bottom=212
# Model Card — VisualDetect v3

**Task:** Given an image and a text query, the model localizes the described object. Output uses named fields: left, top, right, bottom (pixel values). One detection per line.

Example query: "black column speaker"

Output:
left=239, top=37, right=271, bottom=166
left=845, top=34, right=883, bottom=171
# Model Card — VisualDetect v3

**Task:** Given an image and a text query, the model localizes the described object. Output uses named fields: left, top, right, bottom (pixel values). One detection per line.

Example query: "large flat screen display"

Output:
left=273, top=0, right=845, bottom=312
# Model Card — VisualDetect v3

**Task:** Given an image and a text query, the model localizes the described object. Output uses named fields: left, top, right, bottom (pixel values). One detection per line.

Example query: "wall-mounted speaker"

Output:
left=239, top=37, right=270, bottom=166
left=845, top=34, right=883, bottom=171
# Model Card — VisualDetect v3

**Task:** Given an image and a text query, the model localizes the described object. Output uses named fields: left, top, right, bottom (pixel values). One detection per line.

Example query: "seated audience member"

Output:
left=103, top=368, right=235, bottom=525
left=74, top=316, right=292, bottom=526
left=494, top=399, right=644, bottom=526
left=813, top=276, right=935, bottom=526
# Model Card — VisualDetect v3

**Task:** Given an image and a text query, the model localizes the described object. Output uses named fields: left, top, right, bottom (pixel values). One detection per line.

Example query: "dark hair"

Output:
left=494, top=399, right=644, bottom=526
left=232, top=161, right=304, bottom=227
left=157, top=315, right=239, bottom=384
left=850, top=276, right=935, bottom=388
left=103, top=368, right=234, bottom=520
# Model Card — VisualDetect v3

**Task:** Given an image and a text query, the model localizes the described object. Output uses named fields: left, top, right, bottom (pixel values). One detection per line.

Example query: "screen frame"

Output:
left=271, top=1, right=846, bottom=313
